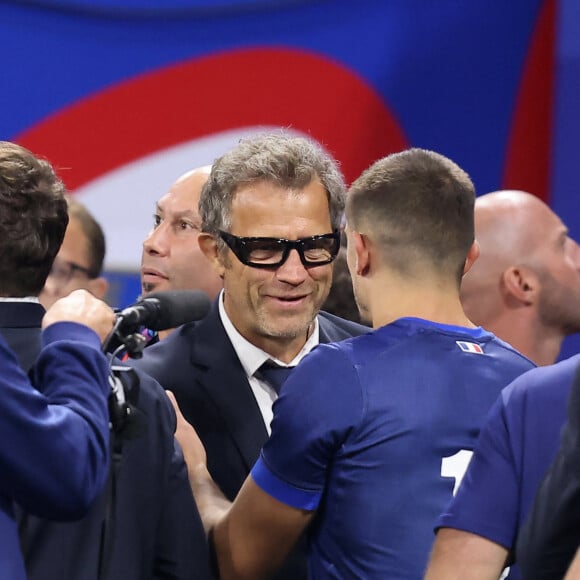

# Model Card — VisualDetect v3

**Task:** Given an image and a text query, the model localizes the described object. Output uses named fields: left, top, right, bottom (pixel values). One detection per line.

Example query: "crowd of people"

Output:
left=1, top=132, right=580, bottom=579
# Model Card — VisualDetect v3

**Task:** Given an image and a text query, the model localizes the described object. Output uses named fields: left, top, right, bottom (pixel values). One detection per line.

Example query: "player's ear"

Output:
left=463, top=240, right=480, bottom=276
left=352, top=231, right=370, bottom=276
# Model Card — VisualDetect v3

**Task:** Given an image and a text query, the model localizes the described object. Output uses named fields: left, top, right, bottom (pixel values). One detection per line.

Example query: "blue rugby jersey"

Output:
left=436, top=355, right=580, bottom=579
left=252, top=317, right=534, bottom=579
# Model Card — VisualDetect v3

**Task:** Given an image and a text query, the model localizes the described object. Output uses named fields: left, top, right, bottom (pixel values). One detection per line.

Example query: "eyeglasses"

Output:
left=48, top=258, right=94, bottom=284
left=218, top=230, right=341, bottom=269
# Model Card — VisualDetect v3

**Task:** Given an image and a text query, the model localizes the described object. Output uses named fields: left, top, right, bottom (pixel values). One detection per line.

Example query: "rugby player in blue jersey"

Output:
left=170, top=148, right=535, bottom=579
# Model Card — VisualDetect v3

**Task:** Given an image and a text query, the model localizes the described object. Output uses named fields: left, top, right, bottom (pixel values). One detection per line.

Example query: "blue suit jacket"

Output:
left=0, top=305, right=110, bottom=580
left=133, top=302, right=369, bottom=579
left=0, top=302, right=211, bottom=580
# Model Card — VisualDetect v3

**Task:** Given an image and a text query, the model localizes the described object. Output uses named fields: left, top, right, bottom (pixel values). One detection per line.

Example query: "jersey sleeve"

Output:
left=516, top=366, right=580, bottom=579
left=251, top=342, right=364, bottom=511
left=435, top=387, right=520, bottom=549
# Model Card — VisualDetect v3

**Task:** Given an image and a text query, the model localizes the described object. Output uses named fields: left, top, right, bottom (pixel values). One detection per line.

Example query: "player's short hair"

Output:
left=347, top=148, right=475, bottom=284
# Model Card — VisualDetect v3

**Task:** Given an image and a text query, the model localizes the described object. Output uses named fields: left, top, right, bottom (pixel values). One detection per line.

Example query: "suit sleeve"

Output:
left=0, top=322, right=110, bottom=519
left=516, top=365, right=580, bottom=580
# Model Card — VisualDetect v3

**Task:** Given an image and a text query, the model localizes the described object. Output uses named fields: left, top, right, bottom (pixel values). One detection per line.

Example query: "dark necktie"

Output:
left=256, top=361, right=294, bottom=395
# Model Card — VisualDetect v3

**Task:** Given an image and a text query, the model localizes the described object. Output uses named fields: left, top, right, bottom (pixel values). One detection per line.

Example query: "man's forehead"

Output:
left=525, top=199, right=566, bottom=235
left=232, top=185, right=330, bottom=221
left=155, top=202, right=200, bottom=221
left=159, top=172, right=208, bottom=208
left=156, top=190, right=201, bottom=215
left=232, top=178, right=328, bottom=203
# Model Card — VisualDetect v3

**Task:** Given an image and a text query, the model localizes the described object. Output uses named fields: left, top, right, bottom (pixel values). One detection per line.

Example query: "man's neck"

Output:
left=218, top=294, right=319, bottom=366
left=486, top=313, right=563, bottom=366
left=369, top=276, right=474, bottom=330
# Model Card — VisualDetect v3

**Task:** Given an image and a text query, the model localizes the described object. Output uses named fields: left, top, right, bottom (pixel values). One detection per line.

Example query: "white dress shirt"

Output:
left=218, top=291, right=319, bottom=434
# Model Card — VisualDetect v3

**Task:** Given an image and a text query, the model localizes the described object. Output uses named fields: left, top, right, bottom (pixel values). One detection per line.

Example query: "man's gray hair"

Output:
left=200, top=132, right=346, bottom=235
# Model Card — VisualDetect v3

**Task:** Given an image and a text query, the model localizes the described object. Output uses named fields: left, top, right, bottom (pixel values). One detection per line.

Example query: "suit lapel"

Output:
left=185, top=307, right=364, bottom=472
left=189, top=305, right=268, bottom=471
left=319, top=314, right=340, bottom=344
left=319, top=311, right=370, bottom=344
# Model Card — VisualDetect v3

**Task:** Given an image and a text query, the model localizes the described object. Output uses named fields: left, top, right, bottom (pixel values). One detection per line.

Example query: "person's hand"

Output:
left=166, top=390, right=208, bottom=471
left=42, top=289, right=116, bottom=342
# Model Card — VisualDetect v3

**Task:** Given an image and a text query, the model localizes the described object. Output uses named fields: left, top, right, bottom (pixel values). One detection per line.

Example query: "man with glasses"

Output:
left=167, top=147, right=536, bottom=578
left=40, top=196, right=108, bottom=309
left=133, top=132, right=369, bottom=579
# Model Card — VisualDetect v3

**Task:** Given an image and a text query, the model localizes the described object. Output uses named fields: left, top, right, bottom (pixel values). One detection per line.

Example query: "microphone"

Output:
left=116, top=290, right=211, bottom=334
left=105, top=291, right=211, bottom=429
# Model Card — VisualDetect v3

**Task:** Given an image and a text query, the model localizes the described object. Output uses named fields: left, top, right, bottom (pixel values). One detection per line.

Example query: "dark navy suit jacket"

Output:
left=133, top=301, right=369, bottom=579
left=0, top=301, right=43, bottom=372
left=0, top=302, right=211, bottom=580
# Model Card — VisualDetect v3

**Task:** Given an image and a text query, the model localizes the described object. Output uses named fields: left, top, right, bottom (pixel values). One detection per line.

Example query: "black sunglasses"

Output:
left=218, top=230, right=341, bottom=269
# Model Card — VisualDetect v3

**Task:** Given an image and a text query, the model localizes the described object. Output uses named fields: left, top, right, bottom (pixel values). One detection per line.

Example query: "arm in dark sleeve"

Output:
left=0, top=322, right=110, bottom=520
left=516, top=365, right=580, bottom=579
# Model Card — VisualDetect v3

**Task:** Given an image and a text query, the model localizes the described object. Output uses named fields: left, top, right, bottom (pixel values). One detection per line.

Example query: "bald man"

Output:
left=142, top=166, right=223, bottom=298
left=461, top=190, right=580, bottom=365
left=141, top=167, right=223, bottom=340
left=425, top=191, right=580, bottom=580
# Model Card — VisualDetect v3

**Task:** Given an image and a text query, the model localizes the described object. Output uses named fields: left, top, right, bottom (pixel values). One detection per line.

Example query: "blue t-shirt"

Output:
left=251, top=317, right=535, bottom=579
left=435, top=354, right=579, bottom=580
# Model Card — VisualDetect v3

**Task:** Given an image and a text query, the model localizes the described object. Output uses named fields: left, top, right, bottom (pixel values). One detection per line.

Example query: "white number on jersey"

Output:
left=441, top=449, right=474, bottom=495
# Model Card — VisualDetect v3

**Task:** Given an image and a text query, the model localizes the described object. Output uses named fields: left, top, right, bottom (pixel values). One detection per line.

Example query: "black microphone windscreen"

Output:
left=142, top=290, right=211, bottom=330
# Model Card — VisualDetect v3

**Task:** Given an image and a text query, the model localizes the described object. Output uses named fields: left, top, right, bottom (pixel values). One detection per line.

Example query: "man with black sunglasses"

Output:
left=166, top=147, right=536, bottom=579
left=133, top=132, right=369, bottom=579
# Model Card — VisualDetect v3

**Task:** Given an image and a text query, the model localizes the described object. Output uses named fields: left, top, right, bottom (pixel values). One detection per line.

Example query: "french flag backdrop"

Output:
left=2, top=0, right=579, bottom=358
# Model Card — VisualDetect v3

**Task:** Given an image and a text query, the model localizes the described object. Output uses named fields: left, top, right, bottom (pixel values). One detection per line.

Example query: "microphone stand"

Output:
left=102, top=316, right=148, bottom=360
